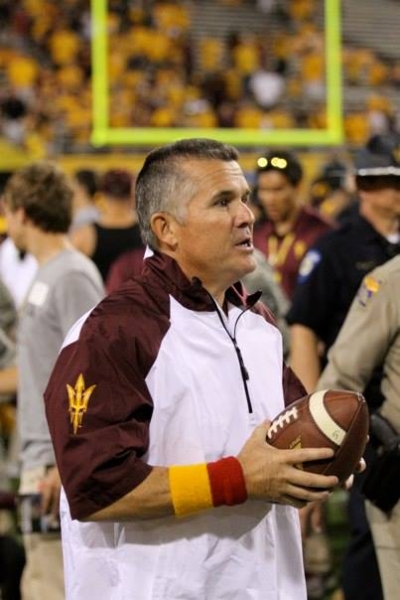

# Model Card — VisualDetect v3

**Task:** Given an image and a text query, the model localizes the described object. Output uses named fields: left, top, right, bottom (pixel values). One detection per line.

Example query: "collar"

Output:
left=142, top=251, right=261, bottom=312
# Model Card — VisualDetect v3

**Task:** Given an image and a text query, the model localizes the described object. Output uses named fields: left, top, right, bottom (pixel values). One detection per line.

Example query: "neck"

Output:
left=100, top=200, right=137, bottom=227
left=274, top=206, right=300, bottom=236
left=27, top=230, right=71, bottom=265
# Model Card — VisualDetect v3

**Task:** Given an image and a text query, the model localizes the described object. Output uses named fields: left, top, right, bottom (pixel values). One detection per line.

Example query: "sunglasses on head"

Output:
left=257, top=156, right=288, bottom=170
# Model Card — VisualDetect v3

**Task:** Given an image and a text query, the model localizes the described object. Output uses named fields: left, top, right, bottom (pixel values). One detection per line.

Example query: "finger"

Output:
left=285, top=446, right=336, bottom=464
left=285, top=483, right=332, bottom=504
left=280, top=495, right=308, bottom=509
left=355, top=458, right=366, bottom=473
left=343, top=474, right=354, bottom=490
left=287, top=466, right=338, bottom=490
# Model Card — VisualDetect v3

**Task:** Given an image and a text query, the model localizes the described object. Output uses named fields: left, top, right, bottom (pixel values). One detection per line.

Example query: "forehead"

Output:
left=183, top=158, right=249, bottom=194
left=257, top=170, right=291, bottom=187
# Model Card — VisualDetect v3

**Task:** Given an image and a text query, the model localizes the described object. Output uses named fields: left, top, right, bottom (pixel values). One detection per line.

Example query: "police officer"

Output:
left=287, top=133, right=400, bottom=600
left=318, top=256, right=400, bottom=600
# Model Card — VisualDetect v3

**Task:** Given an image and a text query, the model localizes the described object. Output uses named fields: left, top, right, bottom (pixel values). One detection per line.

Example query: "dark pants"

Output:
left=341, top=445, right=383, bottom=600
left=0, top=535, right=25, bottom=600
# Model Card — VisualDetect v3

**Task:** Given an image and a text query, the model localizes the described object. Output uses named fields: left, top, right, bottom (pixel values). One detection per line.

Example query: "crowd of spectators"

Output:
left=0, top=0, right=399, bottom=156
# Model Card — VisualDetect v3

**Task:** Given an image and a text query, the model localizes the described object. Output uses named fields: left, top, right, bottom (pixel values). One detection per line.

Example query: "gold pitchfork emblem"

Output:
left=66, top=374, right=97, bottom=434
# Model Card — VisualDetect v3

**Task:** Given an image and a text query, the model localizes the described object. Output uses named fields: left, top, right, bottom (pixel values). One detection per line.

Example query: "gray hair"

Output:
left=135, top=138, right=239, bottom=249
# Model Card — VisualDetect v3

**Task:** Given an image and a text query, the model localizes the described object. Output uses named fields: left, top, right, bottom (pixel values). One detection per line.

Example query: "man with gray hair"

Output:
left=44, top=138, right=339, bottom=600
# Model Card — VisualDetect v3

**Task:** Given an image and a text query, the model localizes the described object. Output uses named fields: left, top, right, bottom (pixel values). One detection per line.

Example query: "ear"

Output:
left=150, top=212, right=180, bottom=251
left=18, top=207, right=28, bottom=224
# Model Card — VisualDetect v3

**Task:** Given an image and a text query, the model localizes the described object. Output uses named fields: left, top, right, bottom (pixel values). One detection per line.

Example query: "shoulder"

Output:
left=41, top=251, right=104, bottom=300
left=352, top=256, right=400, bottom=311
left=74, top=279, right=171, bottom=364
left=57, top=250, right=102, bottom=280
left=362, top=256, right=400, bottom=293
left=371, top=255, right=400, bottom=280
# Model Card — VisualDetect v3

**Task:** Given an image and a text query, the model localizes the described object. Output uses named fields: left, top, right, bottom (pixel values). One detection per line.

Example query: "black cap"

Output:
left=354, top=134, right=400, bottom=177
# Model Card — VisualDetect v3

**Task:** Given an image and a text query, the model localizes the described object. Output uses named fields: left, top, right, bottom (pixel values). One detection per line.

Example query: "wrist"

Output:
left=169, top=456, right=248, bottom=517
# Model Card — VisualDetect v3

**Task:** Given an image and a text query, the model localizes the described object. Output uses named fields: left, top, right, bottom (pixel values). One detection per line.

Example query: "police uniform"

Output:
left=318, top=256, right=400, bottom=600
left=289, top=133, right=400, bottom=600
left=287, top=213, right=400, bottom=372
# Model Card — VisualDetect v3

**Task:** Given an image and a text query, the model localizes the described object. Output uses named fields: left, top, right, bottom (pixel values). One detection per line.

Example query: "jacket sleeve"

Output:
left=44, top=298, right=159, bottom=520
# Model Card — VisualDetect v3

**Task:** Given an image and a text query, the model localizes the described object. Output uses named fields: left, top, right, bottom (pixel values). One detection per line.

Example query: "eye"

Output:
left=215, top=197, right=230, bottom=207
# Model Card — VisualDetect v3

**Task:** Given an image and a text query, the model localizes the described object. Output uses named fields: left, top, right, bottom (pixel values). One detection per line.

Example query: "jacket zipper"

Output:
left=211, top=299, right=254, bottom=414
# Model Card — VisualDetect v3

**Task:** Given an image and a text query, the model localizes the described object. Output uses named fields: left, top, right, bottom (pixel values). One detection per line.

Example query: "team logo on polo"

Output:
left=66, top=374, right=96, bottom=434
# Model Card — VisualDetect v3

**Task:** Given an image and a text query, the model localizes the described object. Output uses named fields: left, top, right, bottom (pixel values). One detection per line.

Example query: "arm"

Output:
left=45, top=302, right=337, bottom=523
left=289, top=324, right=321, bottom=392
left=86, top=421, right=338, bottom=522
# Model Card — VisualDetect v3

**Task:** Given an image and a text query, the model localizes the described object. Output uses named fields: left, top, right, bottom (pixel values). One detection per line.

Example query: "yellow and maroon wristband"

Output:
left=169, top=456, right=247, bottom=517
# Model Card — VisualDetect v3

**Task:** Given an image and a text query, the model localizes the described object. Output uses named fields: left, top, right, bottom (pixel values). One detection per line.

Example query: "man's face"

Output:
left=165, top=159, right=256, bottom=296
left=2, top=203, right=27, bottom=251
left=256, top=170, right=298, bottom=223
left=362, top=181, right=400, bottom=219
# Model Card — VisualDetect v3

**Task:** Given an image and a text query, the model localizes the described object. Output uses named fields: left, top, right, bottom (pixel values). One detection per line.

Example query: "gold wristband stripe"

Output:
left=169, top=463, right=213, bottom=517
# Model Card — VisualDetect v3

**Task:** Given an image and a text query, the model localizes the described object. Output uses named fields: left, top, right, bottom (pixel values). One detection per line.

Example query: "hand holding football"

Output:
left=266, top=389, right=369, bottom=483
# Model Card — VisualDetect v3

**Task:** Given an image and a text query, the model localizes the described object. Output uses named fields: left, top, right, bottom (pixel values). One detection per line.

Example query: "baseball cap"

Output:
left=354, top=133, right=400, bottom=177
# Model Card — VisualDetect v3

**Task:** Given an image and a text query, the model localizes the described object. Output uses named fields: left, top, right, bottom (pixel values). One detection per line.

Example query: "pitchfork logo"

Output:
left=66, top=374, right=96, bottom=434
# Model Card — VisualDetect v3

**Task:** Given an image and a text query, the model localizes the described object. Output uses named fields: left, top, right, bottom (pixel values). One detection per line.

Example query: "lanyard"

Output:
left=267, top=233, right=296, bottom=268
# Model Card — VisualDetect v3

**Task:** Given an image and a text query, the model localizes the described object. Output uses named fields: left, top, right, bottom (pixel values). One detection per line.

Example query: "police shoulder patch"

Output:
left=357, top=275, right=381, bottom=307
left=298, top=250, right=322, bottom=282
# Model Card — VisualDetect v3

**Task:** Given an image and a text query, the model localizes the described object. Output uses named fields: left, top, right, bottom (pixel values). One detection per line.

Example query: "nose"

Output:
left=236, top=200, right=255, bottom=226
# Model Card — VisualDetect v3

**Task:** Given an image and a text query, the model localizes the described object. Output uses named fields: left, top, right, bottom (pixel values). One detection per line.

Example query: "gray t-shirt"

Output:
left=18, top=248, right=104, bottom=470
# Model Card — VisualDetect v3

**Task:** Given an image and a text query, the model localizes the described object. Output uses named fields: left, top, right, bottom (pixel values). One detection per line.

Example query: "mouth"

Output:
left=235, top=237, right=253, bottom=249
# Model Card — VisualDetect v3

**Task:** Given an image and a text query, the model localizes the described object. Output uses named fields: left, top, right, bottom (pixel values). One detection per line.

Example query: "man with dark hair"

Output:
left=70, top=168, right=143, bottom=281
left=252, top=149, right=333, bottom=299
left=44, top=138, right=340, bottom=600
left=288, top=133, right=400, bottom=600
left=70, top=168, right=100, bottom=232
left=0, top=161, right=104, bottom=600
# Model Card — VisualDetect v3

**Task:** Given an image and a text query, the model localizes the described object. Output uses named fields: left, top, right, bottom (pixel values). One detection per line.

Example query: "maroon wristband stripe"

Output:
left=206, top=456, right=248, bottom=506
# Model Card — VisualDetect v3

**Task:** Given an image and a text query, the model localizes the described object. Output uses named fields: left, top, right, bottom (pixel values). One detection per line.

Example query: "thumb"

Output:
left=257, top=419, right=273, bottom=442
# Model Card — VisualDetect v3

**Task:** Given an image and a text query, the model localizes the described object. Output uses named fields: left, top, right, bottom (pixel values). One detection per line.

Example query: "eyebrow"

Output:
left=212, top=188, right=251, bottom=202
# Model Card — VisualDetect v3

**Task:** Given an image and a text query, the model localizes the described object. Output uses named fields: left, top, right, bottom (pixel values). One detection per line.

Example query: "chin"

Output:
left=240, top=257, right=257, bottom=277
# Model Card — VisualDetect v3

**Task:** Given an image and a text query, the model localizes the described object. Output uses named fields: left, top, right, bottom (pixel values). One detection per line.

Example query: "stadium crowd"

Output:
left=0, top=0, right=399, bottom=154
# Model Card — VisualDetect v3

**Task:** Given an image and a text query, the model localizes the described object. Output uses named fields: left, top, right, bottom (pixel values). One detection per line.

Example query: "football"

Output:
left=266, top=389, right=369, bottom=482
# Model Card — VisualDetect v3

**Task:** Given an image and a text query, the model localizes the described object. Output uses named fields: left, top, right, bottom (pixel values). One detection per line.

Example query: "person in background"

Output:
left=288, top=133, right=400, bottom=600
left=0, top=171, right=37, bottom=308
left=69, top=168, right=100, bottom=232
left=309, top=158, right=357, bottom=223
left=70, top=168, right=143, bottom=281
left=0, top=277, right=25, bottom=600
left=252, top=149, right=333, bottom=299
left=318, top=255, right=400, bottom=600
left=44, top=138, right=340, bottom=600
left=0, top=161, right=105, bottom=600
